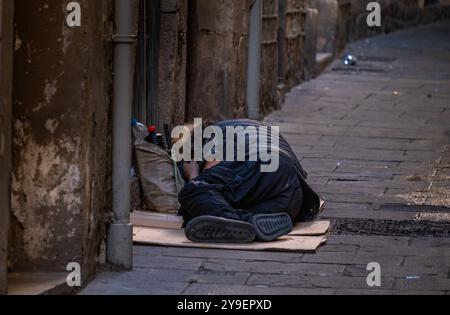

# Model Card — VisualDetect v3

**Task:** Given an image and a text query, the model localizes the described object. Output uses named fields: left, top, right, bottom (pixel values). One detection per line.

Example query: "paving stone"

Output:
left=247, top=274, right=395, bottom=290
left=190, top=269, right=251, bottom=285
left=279, top=123, right=349, bottom=137
left=81, top=281, right=188, bottom=295
left=326, top=235, right=411, bottom=247
left=281, top=134, right=323, bottom=146
left=410, top=238, right=450, bottom=248
left=345, top=126, right=437, bottom=140
left=394, top=277, right=450, bottom=291
left=300, top=158, right=340, bottom=172
left=327, top=178, right=429, bottom=191
left=161, top=247, right=303, bottom=262
left=182, top=284, right=337, bottom=295
left=301, top=252, right=404, bottom=266
left=344, top=264, right=449, bottom=278
left=81, top=269, right=192, bottom=295
left=319, top=244, right=359, bottom=253
left=133, top=254, right=204, bottom=271
left=331, top=136, right=414, bottom=151
left=324, top=202, right=373, bottom=212
left=318, top=185, right=387, bottom=196
left=404, top=256, right=450, bottom=268
left=356, top=245, right=450, bottom=258
left=201, top=259, right=345, bottom=277
left=311, top=147, right=411, bottom=163
left=336, top=289, right=445, bottom=295
left=321, top=209, right=417, bottom=221
left=133, top=245, right=166, bottom=256
left=320, top=192, right=399, bottom=204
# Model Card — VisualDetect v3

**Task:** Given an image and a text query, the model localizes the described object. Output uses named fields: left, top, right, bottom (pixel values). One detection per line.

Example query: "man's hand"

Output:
left=183, top=161, right=200, bottom=181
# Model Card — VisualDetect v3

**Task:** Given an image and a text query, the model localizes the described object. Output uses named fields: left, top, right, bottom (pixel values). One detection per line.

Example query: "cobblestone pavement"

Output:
left=82, top=21, right=450, bottom=295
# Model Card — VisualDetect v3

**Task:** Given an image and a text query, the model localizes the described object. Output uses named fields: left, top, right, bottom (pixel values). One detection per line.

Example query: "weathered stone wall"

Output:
left=260, top=0, right=281, bottom=116
left=10, top=0, right=113, bottom=280
left=186, top=0, right=250, bottom=121
left=157, top=0, right=188, bottom=129
left=0, top=0, right=14, bottom=294
left=283, top=0, right=307, bottom=89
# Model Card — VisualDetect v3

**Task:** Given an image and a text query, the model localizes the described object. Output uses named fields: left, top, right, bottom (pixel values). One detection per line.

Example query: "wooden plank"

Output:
left=131, top=211, right=184, bottom=230
left=133, top=227, right=327, bottom=253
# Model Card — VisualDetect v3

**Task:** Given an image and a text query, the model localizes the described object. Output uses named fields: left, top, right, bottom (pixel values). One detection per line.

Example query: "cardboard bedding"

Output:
left=132, top=211, right=330, bottom=253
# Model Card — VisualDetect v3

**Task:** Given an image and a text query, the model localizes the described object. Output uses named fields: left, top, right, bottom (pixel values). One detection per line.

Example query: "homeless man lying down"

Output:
left=178, top=119, right=323, bottom=244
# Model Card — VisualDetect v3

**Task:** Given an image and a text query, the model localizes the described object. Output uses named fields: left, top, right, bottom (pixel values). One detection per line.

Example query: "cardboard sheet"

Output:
left=133, top=220, right=330, bottom=253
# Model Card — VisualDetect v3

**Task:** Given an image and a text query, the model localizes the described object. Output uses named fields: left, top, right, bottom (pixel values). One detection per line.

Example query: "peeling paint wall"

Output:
left=10, top=0, right=112, bottom=277
left=0, top=0, right=14, bottom=294
left=186, top=0, right=250, bottom=121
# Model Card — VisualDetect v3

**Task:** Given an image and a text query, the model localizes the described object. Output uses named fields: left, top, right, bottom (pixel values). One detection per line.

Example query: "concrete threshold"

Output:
left=7, top=272, right=68, bottom=295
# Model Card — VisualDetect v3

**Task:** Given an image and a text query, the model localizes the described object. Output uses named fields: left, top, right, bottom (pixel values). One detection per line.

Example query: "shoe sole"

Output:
left=185, top=216, right=256, bottom=244
left=250, top=213, right=293, bottom=242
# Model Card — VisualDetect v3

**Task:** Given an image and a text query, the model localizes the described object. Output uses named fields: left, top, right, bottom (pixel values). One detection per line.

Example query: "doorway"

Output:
left=133, top=0, right=160, bottom=127
left=133, top=0, right=187, bottom=130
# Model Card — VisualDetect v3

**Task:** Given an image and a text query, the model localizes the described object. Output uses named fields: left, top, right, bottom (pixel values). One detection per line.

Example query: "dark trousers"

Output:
left=178, top=159, right=304, bottom=224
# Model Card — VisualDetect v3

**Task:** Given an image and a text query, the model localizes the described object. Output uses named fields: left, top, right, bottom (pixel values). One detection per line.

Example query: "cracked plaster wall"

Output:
left=9, top=0, right=113, bottom=279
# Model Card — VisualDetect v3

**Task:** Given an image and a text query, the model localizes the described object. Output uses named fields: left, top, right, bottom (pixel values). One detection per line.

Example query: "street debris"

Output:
left=343, top=54, right=358, bottom=66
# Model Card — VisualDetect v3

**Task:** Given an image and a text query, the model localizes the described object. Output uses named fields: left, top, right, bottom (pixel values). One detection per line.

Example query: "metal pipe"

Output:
left=246, top=0, right=263, bottom=120
left=107, top=0, right=136, bottom=270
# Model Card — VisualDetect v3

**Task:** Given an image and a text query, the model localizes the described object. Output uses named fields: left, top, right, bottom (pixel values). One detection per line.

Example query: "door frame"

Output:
left=0, top=0, right=14, bottom=294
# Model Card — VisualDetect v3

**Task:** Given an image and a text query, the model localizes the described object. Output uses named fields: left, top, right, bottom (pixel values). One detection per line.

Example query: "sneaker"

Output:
left=185, top=216, right=256, bottom=244
left=249, top=213, right=293, bottom=242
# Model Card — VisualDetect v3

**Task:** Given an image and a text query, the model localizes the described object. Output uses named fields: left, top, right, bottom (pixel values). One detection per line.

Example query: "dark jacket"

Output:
left=178, top=119, right=323, bottom=224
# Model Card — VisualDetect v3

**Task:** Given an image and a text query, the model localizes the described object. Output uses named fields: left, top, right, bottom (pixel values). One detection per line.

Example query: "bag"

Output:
left=135, top=142, right=181, bottom=214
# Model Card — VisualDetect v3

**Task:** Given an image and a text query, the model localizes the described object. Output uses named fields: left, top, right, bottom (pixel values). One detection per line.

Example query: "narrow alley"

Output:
left=81, top=21, right=450, bottom=295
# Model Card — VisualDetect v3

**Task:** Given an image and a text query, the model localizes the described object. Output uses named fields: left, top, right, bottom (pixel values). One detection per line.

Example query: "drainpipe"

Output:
left=278, top=0, right=286, bottom=84
left=107, top=0, right=136, bottom=270
left=246, top=0, right=263, bottom=120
